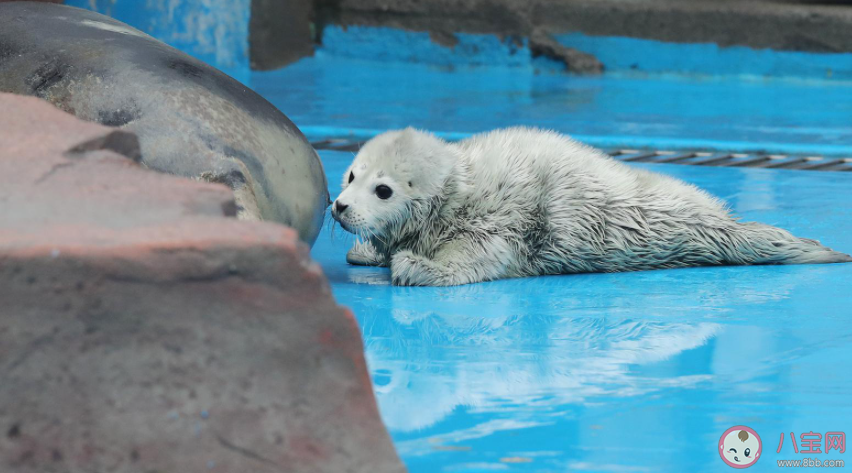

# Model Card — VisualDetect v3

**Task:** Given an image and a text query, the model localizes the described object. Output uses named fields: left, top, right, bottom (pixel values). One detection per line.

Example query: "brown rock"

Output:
left=0, top=93, right=141, bottom=165
left=0, top=93, right=405, bottom=473
left=530, top=30, right=603, bottom=74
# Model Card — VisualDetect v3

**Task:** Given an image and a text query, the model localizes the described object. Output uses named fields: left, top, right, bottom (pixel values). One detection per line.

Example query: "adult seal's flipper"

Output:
left=0, top=2, right=329, bottom=246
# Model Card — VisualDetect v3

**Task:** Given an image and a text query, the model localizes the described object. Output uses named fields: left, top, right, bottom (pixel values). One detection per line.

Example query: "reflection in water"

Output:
left=340, top=243, right=815, bottom=439
left=366, top=307, right=721, bottom=434
left=339, top=260, right=823, bottom=463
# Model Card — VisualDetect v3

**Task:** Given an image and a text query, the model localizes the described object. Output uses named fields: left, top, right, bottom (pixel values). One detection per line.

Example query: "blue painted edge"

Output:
left=319, top=25, right=852, bottom=81
left=302, top=125, right=852, bottom=157
left=319, top=25, right=531, bottom=68
left=553, top=33, right=852, bottom=81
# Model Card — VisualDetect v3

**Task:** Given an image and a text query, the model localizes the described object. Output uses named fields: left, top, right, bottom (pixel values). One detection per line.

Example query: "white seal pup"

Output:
left=331, top=127, right=851, bottom=286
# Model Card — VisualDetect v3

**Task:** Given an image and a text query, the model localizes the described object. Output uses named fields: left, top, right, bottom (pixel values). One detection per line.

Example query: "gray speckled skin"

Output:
left=0, top=2, right=329, bottom=246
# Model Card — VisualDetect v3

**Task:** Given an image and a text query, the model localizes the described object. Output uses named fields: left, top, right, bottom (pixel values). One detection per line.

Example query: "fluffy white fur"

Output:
left=331, top=127, right=851, bottom=286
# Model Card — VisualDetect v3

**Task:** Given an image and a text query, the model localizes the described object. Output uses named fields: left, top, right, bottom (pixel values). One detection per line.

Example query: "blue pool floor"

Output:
left=253, top=57, right=852, bottom=472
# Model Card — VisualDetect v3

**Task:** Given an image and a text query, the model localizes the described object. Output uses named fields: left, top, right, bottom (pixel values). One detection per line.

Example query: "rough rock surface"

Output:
left=0, top=93, right=405, bottom=473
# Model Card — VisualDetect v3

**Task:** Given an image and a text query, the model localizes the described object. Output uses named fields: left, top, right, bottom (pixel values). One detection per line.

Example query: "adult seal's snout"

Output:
left=0, top=2, right=329, bottom=246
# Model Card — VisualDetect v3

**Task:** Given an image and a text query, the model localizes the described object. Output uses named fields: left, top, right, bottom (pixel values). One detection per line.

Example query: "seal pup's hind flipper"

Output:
left=735, top=222, right=852, bottom=265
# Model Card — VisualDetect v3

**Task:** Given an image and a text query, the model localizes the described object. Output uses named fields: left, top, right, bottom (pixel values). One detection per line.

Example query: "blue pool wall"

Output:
left=64, top=0, right=250, bottom=77
left=52, top=1, right=852, bottom=83
left=554, top=33, right=852, bottom=81
left=319, top=25, right=852, bottom=81
left=318, top=26, right=532, bottom=68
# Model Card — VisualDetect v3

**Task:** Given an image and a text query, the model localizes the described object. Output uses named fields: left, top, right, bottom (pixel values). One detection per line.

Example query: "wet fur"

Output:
left=333, top=127, right=851, bottom=286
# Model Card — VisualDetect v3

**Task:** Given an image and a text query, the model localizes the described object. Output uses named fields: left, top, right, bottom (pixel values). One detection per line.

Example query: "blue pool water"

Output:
left=254, top=56, right=852, bottom=156
left=253, top=56, right=852, bottom=472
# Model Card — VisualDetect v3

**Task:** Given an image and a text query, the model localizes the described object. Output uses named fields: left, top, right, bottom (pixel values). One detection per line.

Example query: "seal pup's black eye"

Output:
left=348, top=171, right=355, bottom=183
left=408, top=181, right=413, bottom=187
left=375, top=185, right=393, bottom=200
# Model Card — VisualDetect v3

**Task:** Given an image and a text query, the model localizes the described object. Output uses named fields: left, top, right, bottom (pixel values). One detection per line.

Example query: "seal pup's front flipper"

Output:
left=347, top=240, right=387, bottom=267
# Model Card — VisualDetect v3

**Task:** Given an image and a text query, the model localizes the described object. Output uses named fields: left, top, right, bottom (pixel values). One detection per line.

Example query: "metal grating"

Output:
left=311, top=139, right=366, bottom=153
left=312, top=139, right=852, bottom=172
left=609, top=149, right=852, bottom=171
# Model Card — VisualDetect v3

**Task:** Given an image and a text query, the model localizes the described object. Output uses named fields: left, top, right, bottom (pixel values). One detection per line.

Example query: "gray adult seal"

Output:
left=0, top=2, right=329, bottom=246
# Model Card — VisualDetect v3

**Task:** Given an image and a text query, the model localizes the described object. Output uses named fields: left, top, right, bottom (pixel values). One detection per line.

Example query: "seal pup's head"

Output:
left=332, top=128, right=458, bottom=239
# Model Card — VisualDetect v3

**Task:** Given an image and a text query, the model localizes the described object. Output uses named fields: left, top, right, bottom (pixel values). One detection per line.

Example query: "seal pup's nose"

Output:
left=335, top=201, right=349, bottom=214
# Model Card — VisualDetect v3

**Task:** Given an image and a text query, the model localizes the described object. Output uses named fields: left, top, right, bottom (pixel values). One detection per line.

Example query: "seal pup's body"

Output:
left=332, top=127, right=850, bottom=286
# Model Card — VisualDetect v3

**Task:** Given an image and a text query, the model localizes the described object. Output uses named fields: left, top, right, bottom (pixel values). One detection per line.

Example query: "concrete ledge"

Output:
left=251, top=0, right=316, bottom=70
left=330, top=0, right=852, bottom=53
left=533, top=0, right=852, bottom=53
left=317, top=0, right=852, bottom=77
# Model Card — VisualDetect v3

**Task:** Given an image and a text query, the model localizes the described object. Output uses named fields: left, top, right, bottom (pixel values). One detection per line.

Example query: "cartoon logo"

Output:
left=719, top=426, right=762, bottom=468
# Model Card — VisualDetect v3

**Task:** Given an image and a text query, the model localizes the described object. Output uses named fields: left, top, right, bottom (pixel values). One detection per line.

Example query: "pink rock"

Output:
left=0, top=93, right=405, bottom=473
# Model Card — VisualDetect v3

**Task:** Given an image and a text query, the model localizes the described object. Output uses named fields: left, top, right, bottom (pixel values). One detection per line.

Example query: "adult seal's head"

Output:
left=0, top=2, right=329, bottom=246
